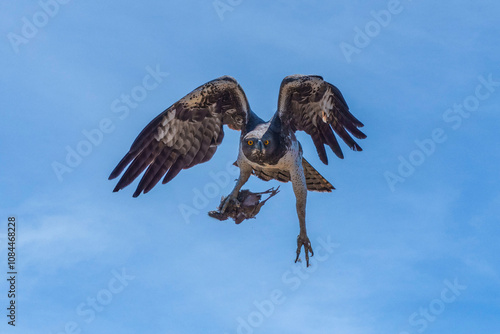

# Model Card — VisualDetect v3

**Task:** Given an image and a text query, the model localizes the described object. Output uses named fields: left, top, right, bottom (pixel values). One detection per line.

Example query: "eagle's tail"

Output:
left=302, top=158, right=334, bottom=192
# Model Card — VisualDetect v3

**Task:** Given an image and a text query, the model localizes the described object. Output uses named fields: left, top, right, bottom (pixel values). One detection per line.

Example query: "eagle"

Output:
left=109, top=75, right=366, bottom=266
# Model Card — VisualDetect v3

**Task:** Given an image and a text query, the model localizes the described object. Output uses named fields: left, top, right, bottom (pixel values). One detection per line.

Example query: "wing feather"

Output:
left=200, top=146, right=218, bottom=164
left=112, top=144, right=163, bottom=192
left=319, top=121, right=343, bottom=160
left=109, top=76, right=250, bottom=196
left=162, top=156, right=185, bottom=185
left=133, top=146, right=173, bottom=196
left=277, top=75, right=366, bottom=164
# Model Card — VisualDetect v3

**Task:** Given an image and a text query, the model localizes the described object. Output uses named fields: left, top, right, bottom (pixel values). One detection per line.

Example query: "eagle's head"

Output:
left=241, top=124, right=281, bottom=165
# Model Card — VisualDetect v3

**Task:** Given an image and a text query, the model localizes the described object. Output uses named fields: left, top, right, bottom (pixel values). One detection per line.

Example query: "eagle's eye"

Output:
left=263, top=140, right=270, bottom=146
left=247, top=140, right=254, bottom=146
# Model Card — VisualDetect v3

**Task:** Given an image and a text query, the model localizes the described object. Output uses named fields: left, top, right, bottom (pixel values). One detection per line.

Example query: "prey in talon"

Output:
left=209, top=187, right=280, bottom=225
left=109, top=74, right=366, bottom=266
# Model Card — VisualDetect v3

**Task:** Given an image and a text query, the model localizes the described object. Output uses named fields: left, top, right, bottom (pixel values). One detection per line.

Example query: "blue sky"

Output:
left=1, top=1, right=499, bottom=333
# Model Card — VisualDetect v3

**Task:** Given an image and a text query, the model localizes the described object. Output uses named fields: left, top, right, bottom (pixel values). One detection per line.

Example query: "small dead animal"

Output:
left=208, top=187, right=280, bottom=224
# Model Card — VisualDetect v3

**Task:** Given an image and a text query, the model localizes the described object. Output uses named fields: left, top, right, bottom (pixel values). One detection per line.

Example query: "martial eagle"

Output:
left=109, top=75, right=366, bottom=266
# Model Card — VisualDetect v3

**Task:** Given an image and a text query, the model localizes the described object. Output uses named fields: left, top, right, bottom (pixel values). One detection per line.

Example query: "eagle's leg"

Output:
left=221, top=166, right=252, bottom=213
left=291, top=164, right=314, bottom=267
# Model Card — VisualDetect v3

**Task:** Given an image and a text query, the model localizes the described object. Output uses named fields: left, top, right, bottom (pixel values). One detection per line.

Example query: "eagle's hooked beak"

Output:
left=257, top=140, right=264, bottom=153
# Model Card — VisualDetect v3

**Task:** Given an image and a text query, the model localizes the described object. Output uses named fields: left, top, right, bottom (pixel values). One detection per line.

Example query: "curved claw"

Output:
left=295, top=234, right=314, bottom=267
left=221, top=193, right=239, bottom=213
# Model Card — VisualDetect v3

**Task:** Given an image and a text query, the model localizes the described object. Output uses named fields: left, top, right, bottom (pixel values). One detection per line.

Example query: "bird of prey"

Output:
left=109, top=74, right=366, bottom=266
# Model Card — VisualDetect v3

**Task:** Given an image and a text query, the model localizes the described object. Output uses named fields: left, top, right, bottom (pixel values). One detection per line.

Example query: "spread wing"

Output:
left=109, top=76, right=249, bottom=197
left=277, top=74, right=366, bottom=164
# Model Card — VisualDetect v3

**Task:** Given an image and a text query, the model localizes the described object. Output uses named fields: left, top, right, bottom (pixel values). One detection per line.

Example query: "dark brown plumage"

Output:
left=277, top=74, right=366, bottom=164
left=109, top=76, right=248, bottom=197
